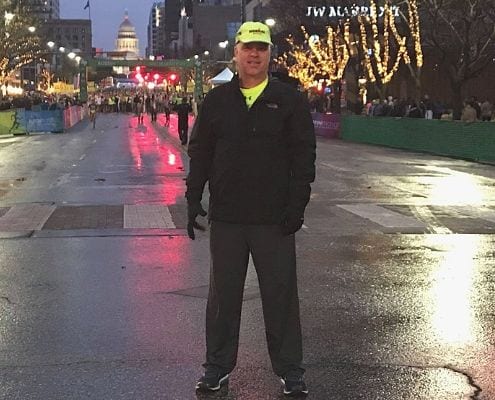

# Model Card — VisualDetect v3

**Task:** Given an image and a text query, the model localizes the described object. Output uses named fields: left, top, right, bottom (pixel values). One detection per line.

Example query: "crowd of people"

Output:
left=306, top=90, right=495, bottom=123
left=0, top=92, right=80, bottom=111
left=363, top=95, right=494, bottom=122
left=87, top=89, right=200, bottom=144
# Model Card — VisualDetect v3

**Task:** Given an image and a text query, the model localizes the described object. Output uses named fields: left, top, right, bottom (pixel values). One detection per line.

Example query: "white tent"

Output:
left=210, top=67, right=234, bottom=85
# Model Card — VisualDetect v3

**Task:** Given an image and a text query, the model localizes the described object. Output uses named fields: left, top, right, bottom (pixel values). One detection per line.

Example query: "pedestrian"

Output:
left=164, top=95, right=171, bottom=126
left=175, top=97, right=192, bottom=145
left=480, top=99, right=493, bottom=122
left=186, top=21, right=316, bottom=397
left=461, top=101, right=477, bottom=122
left=134, top=94, right=144, bottom=124
left=150, top=94, right=158, bottom=122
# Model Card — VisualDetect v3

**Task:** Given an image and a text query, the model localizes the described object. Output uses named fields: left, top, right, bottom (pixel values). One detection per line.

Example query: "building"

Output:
left=44, top=19, right=92, bottom=57
left=146, top=2, right=166, bottom=58
left=164, top=0, right=182, bottom=58
left=177, top=8, right=194, bottom=57
left=245, top=0, right=271, bottom=22
left=23, top=19, right=91, bottom=88
left=19, top=0, right=60, bottom=21
left=192, top=1, right=241, bottom=58
left=115, top=11, right=139, bottom=59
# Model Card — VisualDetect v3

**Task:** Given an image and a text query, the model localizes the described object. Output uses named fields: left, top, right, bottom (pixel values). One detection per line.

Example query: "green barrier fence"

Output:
left=0, top=110, right=27, bottom=135
left=341, top=116, right=495, bottom=164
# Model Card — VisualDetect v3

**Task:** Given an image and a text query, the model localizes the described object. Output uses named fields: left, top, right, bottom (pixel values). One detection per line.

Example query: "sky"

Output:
left=60, top=0, right=158, bottom=55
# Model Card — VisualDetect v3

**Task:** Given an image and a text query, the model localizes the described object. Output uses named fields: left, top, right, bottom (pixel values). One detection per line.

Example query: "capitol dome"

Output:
left=115, top=10, right=139, bottom=59
left=118, top=15, right=136, bottom=38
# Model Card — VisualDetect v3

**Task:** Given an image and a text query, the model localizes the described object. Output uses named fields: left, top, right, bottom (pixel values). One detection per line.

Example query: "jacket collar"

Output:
left=229, top=74, right=282, bottom=104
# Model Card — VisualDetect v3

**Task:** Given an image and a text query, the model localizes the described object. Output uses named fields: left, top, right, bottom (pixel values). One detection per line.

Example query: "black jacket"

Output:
left=186, top=76, right=316, bottom=225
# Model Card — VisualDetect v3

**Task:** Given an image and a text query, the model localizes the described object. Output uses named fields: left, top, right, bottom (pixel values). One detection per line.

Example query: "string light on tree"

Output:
left=358, top=0, right=409, bottom=85
left=278, top=22, right=351, bottom=89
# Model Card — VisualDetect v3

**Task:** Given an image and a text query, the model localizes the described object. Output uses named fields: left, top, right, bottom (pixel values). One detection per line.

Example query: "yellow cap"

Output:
left=235, top=21, right=272, bottom=45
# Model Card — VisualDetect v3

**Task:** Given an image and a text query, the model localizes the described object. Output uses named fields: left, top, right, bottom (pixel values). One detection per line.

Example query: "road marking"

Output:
left=411, top=205, right=452, bottom=234
left=124, top=204, right=175, bottom=229
left=338, top=204, right=427, bottom=232
left=0, top=204, right=56, bottom=231
left=79, top=154, right=86, bottom=160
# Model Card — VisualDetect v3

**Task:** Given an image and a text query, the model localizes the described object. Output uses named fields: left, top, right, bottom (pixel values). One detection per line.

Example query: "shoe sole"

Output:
left=195, top=374, right=229, bottom=393
left=280, top=378, right=309, bottom=396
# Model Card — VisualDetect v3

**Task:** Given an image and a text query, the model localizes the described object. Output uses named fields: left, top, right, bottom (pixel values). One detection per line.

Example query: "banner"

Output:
left=312, top=112, right=341, bottom=138
left=52, top=81, right=75, bottom=94
left=22, top=110, right=64, bottom=133
left=0, top=110, right=27, bottom=135
left=64, top=105, right=85, bottom=129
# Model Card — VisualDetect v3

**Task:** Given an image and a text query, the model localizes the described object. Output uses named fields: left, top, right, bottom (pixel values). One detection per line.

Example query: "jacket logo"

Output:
left=266, top=102, right=279, bottom=109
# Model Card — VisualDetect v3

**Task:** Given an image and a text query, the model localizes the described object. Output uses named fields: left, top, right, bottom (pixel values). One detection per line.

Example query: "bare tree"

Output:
left=420, top=0, right=495, bottom=117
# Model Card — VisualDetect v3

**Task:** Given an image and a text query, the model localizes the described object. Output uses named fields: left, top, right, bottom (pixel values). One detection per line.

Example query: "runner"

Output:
left=89, top=100, right=97, bottom=129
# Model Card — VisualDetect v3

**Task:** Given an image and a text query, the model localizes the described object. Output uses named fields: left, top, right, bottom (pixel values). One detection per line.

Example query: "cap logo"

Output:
left=235, top=21, right=272, bottom=45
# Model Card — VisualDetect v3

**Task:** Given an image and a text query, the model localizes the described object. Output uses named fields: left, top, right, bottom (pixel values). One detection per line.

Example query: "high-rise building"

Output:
left=192, top=1, right=241, bottom=57
left=43, top=19, right=92, bottom=57
left=146, top=2, right=166, bottom=58
left=19, top=0, right=60, bottom=21
left=164, top=0, right=182, bottom=58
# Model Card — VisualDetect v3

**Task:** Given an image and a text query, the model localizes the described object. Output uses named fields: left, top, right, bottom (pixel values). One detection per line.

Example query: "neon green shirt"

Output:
left=240, top=78, right=268, bottom=109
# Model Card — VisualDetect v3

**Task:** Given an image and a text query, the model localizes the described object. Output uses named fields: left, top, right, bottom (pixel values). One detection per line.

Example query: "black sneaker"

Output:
left=280, top=370, right=308, bottom=397
left=195, top=368, right=229, bottom=393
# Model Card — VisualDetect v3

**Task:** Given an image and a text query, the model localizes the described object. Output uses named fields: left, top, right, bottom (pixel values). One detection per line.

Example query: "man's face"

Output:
left=234, top=42, right=271, bottom=81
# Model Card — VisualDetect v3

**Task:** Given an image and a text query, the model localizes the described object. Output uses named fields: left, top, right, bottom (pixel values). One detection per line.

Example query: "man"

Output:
left=175, top=97, right=192, bottom=145
left=186, top=21, right=316, bottom=397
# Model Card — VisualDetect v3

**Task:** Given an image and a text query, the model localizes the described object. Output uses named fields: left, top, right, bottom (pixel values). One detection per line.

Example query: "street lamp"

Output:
left=265, top=18, right=276, bottom=27
left=219, top=40, right=228, bottom=60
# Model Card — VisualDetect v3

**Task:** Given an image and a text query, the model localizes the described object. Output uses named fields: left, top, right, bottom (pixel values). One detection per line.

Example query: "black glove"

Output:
left=187, top=201, right=207, bottom=240
left=281, top=214, right=304, bottom=236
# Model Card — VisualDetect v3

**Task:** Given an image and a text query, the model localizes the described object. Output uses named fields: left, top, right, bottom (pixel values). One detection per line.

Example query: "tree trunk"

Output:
left=332, top=81, right=342, bottom=114
left=451, top=81, right=463, bottom=120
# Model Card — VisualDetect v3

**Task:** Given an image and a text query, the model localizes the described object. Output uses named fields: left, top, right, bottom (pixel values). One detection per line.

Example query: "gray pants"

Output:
left=204, top=220, right=304, bottom=377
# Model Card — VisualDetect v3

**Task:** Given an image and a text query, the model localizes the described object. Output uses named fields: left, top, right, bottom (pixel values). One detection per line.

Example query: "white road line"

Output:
left=411, top=205, right=452, bottom=234
left=0, top=204, right=56, bottom=231
left=124, top=204, right=175, bottom=229
left=79, top=154, right=86, bottom=160
left=338, top=204, right=427, bottom=232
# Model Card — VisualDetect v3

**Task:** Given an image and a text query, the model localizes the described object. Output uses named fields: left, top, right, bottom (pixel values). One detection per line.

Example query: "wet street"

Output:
left=0, top=112, right=494, bottom=399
